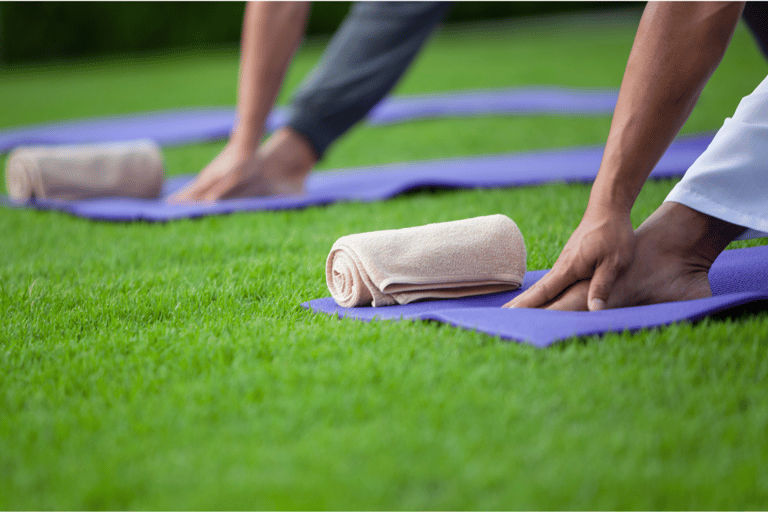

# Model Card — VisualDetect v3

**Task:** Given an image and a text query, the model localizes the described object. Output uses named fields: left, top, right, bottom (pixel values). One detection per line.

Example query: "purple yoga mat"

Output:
left=303, top=245, right=768, bottom=347
left=0, top=88, right=618, bottom=154
left=1, top=133, right=714, bottom=222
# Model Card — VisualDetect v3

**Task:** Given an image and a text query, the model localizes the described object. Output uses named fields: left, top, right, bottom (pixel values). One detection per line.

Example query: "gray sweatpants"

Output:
left=286, top=1, right=451, bottom=159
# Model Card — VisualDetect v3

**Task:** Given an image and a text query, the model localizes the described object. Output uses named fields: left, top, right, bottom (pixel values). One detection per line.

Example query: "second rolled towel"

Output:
left=5, top=140, right=164, bottom=201
left=326, top=214, right=526, bottom=307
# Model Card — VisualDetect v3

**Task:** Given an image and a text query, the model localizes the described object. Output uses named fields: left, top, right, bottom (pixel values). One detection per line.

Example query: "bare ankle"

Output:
left=260, top=128, right=317, bottom=180
left=637, top=202, right=745, bottom=267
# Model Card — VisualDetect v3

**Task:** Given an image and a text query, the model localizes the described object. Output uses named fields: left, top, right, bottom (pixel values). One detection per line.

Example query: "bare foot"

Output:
left=543, top=202, right=745, bottom=311
left=168, top=128, right=316, bottom=203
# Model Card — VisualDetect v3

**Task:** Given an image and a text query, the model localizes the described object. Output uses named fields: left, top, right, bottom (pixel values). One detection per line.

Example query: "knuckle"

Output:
left=532, top=280, right=556, bottom=301
left=590, top=282, right=611, bottom=297
left=608, top=253, right=631, bottom=273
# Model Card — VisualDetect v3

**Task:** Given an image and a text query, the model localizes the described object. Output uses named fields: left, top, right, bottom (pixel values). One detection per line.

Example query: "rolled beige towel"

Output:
left=326, top=214, right=526, bottom=307
left=5, top=140, right=164, bottom=201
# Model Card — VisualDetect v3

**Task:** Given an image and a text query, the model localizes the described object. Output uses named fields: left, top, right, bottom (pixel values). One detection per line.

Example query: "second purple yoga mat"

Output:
left=0, top=87, right=618, bottom=154
left=1, top=133, right=714, bottom=222
left=303, top=245, right=768, bottom=348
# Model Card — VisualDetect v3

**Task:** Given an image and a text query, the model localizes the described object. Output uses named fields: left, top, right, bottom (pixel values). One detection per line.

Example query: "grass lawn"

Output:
left=2, top=11, right=768, bottom=510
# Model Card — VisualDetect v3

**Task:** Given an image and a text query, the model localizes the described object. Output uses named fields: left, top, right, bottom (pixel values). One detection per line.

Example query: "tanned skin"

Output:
left=506, top=2, right=746, bottom=312
left=170, top=2, right=317, bottom=203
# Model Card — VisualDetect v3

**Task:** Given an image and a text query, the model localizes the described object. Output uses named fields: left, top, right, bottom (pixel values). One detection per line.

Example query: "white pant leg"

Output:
left=666, top=75, right=768, bottom=240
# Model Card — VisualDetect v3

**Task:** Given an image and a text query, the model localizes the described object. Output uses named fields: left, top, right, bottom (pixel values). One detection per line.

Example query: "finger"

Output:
left=505, top=274, right=561, bottom=309
left=587, top=262, right=621, bottom=311
left=504, top=266, right=578, bottom=309
left=203, top=176, right=246, bottom=202
left=201, top=176, right=238, bottom=203
left=167, top=186, right=193, bottom=204
left=167, top=187, right=194, bottom=204
left=544, top=280, right=590, bottom=311
left=168, top=177, right=212, bottom=204
left=186, top=172, right=228, bottom=202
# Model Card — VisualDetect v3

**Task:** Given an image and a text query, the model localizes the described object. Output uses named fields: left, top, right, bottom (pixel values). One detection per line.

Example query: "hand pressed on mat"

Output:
left=509, top=202, right=745, bottom=311
left=505, top=202, right=635, bottom=311
left=168, top=128, right=315, bottom=203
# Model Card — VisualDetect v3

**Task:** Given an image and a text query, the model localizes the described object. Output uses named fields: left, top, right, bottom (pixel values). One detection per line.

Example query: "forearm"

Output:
left=232, top=1, right=311, bottom=149
left=589, top=1, right=744, bottom=216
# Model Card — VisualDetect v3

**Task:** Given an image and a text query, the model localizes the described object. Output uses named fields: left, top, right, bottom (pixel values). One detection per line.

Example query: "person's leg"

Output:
left=231, top=1, right=450, bottom=200
left=181, top=1, right=451, bottom=202
left=743, top=2, right=768, bottom=60
left=285, top=1, right=451, bottom=159
left=664, top=75, right=768, bottom=239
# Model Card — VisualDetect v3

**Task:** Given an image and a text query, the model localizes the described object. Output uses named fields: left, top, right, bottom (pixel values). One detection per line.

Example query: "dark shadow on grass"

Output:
left=707, top=299, right=768, bottom=323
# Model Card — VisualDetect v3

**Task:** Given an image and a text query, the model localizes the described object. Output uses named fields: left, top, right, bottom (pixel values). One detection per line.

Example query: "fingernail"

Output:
left=590, top=299, right=605, bottom=311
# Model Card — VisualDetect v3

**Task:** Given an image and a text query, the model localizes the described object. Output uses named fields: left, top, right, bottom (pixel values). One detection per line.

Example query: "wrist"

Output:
left=585, top=174, right=638, bottom=218
left=228, top=127, right=262, bottom=154
left=263, top=128, right=318, bottom=172
left=585, top=192, right=633, bottom=221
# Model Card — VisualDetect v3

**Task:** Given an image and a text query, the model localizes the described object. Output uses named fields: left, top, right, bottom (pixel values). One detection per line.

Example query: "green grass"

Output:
left=3, top=13, right=768, bottom=510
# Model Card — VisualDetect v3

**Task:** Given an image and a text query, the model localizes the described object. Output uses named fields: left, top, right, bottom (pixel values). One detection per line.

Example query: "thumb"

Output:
left=587, top=262, right=620, bottom=311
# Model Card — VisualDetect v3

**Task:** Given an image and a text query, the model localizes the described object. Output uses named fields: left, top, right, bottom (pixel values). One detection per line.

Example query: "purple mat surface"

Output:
left=303, top=245, right=768, bottom=347
left=1, top=133, right=714, bottom=222
left=0, top=87, right=618, bottom=153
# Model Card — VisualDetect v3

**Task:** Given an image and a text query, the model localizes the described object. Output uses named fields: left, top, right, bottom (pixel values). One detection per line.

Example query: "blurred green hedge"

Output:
left=0, top=2, right=641, bottom=65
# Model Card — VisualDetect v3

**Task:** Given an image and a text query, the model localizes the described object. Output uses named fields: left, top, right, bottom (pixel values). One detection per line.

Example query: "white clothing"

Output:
left=666, top=75, right=768, bottom=240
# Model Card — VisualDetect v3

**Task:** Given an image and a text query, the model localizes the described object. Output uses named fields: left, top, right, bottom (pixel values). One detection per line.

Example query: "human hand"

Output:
left=504, top=206, right=636, bottom=311
left=167, top=142, right=263, bottom=203
left=168, top=128, right=314, bottom=203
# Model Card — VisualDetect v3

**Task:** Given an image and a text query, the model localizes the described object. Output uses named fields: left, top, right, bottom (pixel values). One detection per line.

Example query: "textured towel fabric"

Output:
left=0, top=133, right=715, bottom=222
left=304, top=244, right=768, bottom=347
left=5, top=140, right=163, bottom=201
left=327, top=214, right=526, bottom=307
left=0, top=88, right=620, bottom=154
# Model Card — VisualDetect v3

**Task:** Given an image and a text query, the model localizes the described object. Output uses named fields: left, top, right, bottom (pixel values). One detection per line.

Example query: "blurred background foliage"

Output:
left=0, top=1, right=642, bottom=66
